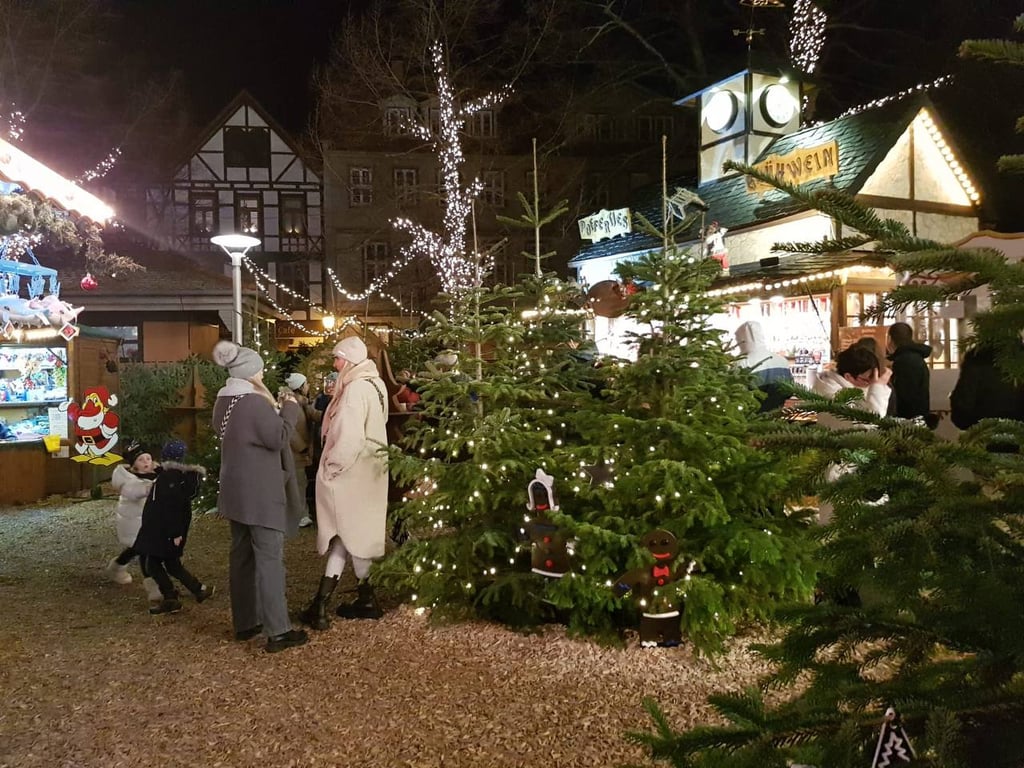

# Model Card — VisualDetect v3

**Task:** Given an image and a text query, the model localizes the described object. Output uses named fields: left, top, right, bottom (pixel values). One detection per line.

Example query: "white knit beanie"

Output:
left=332, top=336, right=368, bottom=364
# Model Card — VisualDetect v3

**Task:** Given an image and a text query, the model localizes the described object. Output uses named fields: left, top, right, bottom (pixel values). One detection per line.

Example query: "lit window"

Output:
left=350, top=167, right=373, bottom=206
left=279, top=194, right=307, bottom=237
left=384, top=106, right=413, bottom=136
left=235, top=194, right=261, bottom=235
left=394, top=168, right=419, bottom=207
left=189, top=192, right=218, bottom=236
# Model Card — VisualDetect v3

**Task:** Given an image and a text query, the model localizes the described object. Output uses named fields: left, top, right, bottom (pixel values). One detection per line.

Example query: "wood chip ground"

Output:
left=0, top=497, right=770, bottom=767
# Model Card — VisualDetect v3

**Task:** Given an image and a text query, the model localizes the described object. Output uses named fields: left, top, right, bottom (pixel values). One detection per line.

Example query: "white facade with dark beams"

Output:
left=146, top=91, right=325, bottom=330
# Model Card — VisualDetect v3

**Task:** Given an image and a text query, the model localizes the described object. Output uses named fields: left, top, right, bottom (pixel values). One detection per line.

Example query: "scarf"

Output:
left=319, top=358, right=382, bottom=450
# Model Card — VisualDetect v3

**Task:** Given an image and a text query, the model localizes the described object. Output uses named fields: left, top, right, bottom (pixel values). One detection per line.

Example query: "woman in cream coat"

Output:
left=300, top=335, right=389, bottom=629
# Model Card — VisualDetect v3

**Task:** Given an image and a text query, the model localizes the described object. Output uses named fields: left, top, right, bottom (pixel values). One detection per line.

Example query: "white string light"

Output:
left=4, top=105, right=25, bottom=142
left=789, top=0, right=827, bottom=75
left=77, top=148, right=122, bottom=183
left=392, top=40, right=512, bottom=296
left=325, top=267, right=423, bottom=317
left=823, top=75, right=953, bottom=124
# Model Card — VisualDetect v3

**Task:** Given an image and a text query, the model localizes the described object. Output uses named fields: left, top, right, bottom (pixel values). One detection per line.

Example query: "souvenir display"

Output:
left=0, top=345, right=68, bottom=440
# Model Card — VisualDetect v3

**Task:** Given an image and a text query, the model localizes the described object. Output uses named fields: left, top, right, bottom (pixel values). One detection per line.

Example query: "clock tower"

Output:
left=677, top=69, right=802, bottom=187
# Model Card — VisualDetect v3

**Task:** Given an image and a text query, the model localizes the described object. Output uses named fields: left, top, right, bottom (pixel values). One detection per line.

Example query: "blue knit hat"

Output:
left=161, top=439, right=187, bottom=462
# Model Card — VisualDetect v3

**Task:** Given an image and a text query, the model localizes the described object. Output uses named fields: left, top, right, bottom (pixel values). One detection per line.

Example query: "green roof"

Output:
left=569, top=97, right=927, bottom=267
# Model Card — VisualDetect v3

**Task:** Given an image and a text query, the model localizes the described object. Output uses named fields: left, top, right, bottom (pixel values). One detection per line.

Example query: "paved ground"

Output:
left=0, top=497, right=768, bottom=768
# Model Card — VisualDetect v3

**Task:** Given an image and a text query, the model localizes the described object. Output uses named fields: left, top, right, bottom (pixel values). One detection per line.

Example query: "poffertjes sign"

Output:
left=746, top=140, right=839, bottom=193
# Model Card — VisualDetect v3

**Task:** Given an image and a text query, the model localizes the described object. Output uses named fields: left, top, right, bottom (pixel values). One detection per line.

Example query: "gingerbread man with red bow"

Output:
left=615, top=529, right=683, bottom=647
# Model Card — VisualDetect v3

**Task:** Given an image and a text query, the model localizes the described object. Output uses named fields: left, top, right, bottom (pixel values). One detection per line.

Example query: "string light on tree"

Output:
left=392, top=40, right=512, bottom=296
left=789, top=0, right=827, bottom=75
left=78, top=148, right=122, bottom=184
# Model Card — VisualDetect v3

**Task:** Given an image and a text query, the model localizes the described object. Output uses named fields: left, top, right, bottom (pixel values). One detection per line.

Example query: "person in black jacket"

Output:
left=950, top=344, right=1024, bottom=429
left=133, top=439, right=215, bottom=615
left=886, top=322, right=933, bottom=423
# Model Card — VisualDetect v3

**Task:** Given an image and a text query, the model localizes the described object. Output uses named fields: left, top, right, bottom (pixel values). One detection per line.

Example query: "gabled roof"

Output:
left=173, top=90, right=321, bottom=180
left=570, top=97, right=935, bottom=266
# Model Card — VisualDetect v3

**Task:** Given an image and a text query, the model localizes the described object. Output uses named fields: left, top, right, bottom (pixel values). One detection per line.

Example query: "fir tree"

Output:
left=630, top=19, right=1024, bottom=754
left=544, top=212, right=817, bottom=651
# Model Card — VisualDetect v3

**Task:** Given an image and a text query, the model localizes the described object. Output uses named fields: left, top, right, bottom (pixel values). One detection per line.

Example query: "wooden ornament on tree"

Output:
left=523, top=468, right=570, bottom=578
left=615, top=529, right=683, bottom=647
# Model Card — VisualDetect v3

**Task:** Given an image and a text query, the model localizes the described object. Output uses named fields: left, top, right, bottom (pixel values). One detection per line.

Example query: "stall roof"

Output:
left=570, top=97, right=930, bottom=267
left=0, top=138, right=114, bottom=223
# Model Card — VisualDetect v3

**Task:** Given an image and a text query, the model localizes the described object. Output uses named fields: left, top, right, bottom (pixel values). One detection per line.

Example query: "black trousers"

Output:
left=115, top=547, right=150, bottom=576
left=142, top=554, right=202, bottom=600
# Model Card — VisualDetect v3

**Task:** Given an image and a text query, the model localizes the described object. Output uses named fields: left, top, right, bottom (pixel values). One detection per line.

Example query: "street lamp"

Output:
left=211, top=234, right=261, bottom=344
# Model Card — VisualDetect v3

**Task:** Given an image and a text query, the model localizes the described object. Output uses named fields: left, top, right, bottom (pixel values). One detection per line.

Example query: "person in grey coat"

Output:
left=211, top=340, right=308, bottom=654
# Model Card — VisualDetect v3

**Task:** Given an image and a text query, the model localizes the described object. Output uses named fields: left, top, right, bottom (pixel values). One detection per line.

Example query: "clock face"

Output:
left=760, top=84, right=795, bottom=128
left=704, top=90, right=739, bottom=134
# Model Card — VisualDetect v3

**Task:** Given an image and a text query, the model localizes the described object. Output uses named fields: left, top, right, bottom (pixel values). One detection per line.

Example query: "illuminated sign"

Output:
left=0, top=138, right=114, bottom=223
left=578, top=208, right=632, bottom=243
left=747, top=140, right=839, bottom=194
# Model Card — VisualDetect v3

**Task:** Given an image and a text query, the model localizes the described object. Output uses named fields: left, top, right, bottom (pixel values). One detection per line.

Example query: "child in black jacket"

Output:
left=133, top=439, right=215, bottom=615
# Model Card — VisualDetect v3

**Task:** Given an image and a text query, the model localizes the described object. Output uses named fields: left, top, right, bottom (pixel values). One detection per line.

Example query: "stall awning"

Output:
left=0, top=138, right=114, bottom=223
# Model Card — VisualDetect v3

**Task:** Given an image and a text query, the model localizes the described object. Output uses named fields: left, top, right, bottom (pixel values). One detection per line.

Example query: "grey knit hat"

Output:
left=212, top=340, right=264, bottom=379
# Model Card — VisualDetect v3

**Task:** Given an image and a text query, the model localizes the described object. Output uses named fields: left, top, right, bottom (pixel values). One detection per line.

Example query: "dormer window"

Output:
left=384, top=106, right=414, bottom=136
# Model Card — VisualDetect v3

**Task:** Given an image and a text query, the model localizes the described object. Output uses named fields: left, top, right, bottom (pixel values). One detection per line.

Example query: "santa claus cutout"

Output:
left=61, top=386, right=122, bottom=465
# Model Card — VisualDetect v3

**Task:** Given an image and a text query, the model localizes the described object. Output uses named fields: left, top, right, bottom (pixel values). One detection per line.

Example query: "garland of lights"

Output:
left=78, top=148, right=122, bottom=183
left=789, top=0, right=827, bottom=75
left=325, top=267, right=423, bottom=317
left=393, top=41, right=512, bottom=296
left=823, top=75, right=953, bottom=124
left=5, top=106, right=24, bottom=142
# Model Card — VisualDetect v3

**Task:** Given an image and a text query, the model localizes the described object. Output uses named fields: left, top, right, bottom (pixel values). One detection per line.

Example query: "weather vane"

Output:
left=735, top=0, right=787, bottom=65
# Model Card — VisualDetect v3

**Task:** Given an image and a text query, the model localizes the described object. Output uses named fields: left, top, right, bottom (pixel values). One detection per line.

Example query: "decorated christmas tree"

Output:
left=541, top=210, right=817, bottom=651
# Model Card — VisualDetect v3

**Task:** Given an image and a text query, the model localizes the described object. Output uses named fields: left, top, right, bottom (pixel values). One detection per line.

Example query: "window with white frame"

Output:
left=384, top=106, right=413, bottom=136
left=362, top=241, right=391, bottom=285
left=466, top=109, right=496, bottom=138
left=350, top=167, right=373, bottom=206
left=279, top=194, right=307, bottom=237
left=235, top=193, right=262, bottom=236
left=481, top=170, right=505, bottom=206
left=579, top=114, right=615, bottom=142
left=394, top=168, right=419, bottom=207
left=189, top=192, right=218, bottom=236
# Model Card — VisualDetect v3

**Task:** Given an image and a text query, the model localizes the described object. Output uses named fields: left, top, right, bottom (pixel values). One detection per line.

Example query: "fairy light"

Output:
left=917, top=108, right=980, bottom=203
left=5, top=107, right=25, bottom=142
left=707, top=265, right=882, bottom=298
left=825, top=75, right=953, bottom=123
left=392, top=41, right=511, bottom=296
left=789, top=0, right=827, bottom=75
left=325, top=267, right=423, bottom=317
left=78, top=148, right=122, bottom=183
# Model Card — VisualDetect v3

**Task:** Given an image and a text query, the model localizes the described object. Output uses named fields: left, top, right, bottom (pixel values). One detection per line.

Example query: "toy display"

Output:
left=0, top=346, right=68, bottom=441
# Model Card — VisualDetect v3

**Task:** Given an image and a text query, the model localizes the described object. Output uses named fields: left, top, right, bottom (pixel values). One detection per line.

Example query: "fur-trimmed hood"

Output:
left=159, top=460, right=207, bottom=477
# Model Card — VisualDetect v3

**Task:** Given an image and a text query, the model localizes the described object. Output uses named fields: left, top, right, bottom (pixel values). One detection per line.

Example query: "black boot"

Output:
left=298, top=575, right=339, bottom=630
left=336, top=579, right=383, bottom=620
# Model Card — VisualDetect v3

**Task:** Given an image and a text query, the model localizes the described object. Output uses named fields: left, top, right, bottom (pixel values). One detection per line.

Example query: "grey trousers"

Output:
left=229, top=521, right=291, bottom=638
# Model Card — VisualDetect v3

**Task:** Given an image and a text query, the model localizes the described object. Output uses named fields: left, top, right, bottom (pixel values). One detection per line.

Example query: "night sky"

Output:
left=118, top=0, right=355, bottom=132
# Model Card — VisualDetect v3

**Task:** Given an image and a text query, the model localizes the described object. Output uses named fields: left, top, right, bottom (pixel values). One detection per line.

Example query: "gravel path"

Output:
left=0, top=497, right=770, bottom=768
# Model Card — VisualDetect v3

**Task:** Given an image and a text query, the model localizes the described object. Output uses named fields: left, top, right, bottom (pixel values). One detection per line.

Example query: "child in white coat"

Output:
left=107, top=440, right=162, bottom=602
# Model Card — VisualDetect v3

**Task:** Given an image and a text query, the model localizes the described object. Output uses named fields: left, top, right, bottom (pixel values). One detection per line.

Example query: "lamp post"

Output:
left=211, top=234, right=261, bottom=344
